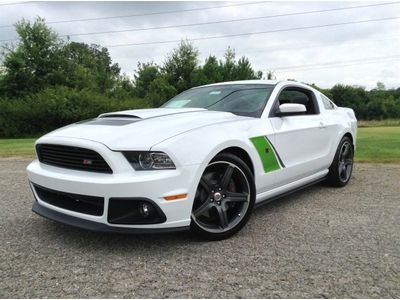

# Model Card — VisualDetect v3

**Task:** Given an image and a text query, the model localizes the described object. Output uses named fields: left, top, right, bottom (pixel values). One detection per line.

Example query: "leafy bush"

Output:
left=0, top=86, right=149, bottom=137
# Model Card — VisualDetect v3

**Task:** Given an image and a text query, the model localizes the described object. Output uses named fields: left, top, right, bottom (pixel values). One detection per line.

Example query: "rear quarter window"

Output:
left=321, top=94, right=336, bottom=110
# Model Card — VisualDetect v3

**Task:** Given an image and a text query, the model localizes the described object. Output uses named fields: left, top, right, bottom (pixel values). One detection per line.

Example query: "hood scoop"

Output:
left=98, top=108, right=206, bottom=120
left=80, top=112, right=143, bottom=126
left=81, top=117, right=141, bottom=126
left=99, top=113, right=141, bottom=119
left=80, top=108, right=207, bottom=127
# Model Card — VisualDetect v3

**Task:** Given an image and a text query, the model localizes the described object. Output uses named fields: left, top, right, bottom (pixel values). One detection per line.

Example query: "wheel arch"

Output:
left=343, top=132, right=354, bottom=145
left=328, top=131, right=355, bottom=167
left=216, top=146, right=255, bottom=175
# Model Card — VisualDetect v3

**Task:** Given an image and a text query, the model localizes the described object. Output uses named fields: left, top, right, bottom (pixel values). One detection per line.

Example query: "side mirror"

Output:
left=275, top=103, right=306, bottom=116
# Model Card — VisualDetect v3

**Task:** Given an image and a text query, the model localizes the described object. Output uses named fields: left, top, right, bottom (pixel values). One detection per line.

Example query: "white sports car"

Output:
left=27, top=80, right=357, bottom=240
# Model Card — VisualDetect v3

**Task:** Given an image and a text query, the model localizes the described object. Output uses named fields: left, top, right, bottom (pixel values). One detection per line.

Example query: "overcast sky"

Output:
left=0, top=0, right=399, bottom=89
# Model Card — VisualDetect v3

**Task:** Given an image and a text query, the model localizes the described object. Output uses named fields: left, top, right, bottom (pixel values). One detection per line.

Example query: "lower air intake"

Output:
left=33, top=184, right=104, bottom=216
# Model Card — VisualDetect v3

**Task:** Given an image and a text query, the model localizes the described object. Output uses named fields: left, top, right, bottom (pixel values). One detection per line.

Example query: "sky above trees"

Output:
left=0, top=1, right=399, bottom=89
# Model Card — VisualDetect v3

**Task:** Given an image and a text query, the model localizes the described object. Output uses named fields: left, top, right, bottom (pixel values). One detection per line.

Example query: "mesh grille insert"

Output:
left=33, top=184, right=104, bottom=216
left=36, top=144, right=113, bottom=174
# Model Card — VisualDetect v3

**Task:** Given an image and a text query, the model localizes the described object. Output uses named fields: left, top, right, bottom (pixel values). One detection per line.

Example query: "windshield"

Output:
left=161, top=84, right=275, bottom=118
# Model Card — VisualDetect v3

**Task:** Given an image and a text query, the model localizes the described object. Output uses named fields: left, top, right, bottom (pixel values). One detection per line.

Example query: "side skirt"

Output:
left=255, top=171, right=328, bottom=208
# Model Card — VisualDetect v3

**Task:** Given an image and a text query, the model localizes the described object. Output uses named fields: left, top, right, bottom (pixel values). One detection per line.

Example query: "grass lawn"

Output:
left=355, top=127, right=400, bottom=163
left=0, top=127, right=399, bottom=163
left=0, top=138, right=37, bottom=158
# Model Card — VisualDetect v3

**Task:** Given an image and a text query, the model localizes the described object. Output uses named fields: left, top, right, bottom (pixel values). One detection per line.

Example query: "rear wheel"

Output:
left=191, top=153, right=255, bottom=240
left=327, top=136, right=354, bottom=187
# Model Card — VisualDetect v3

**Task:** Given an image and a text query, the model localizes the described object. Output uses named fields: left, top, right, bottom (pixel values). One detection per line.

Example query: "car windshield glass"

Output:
left=161, top=84, right=275, bottom=117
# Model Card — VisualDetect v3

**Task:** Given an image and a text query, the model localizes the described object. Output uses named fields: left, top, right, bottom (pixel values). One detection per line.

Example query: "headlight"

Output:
left=123, top=151, right=176, bottom=170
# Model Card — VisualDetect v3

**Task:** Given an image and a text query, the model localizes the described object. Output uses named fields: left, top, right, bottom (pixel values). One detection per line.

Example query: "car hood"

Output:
left=43, top=108, right=243, bottom=150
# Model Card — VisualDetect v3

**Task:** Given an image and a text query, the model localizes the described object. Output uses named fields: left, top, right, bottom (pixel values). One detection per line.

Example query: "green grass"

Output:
left=355, top=127, right=400, bottom=163
left=1, top=127, right=400, bottom=163
left=0, top=138, right=36, bottom=158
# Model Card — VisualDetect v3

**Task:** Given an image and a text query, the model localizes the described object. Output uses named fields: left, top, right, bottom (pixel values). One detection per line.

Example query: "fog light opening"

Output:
left=108, top=198, right=167, bottom=224
left=140, top=202, right=151, bottom=217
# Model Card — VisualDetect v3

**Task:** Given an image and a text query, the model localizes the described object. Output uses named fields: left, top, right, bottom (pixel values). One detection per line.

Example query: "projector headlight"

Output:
left=123, top=151, right=176, bottom=170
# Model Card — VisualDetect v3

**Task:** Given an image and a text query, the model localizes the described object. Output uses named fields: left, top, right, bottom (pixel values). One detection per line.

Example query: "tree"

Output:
left=266, top=70, right=276, bottom=80
left=219, top=47, right=262, bottom=81
left=0, top=18, right=121, bottom=97
left=220, top=47, right=236, bottom=81
left=192, top=55, right=223, bottom=86
left=330, top=84, right=368, bottom=119
left=132, top=42, right=264, bottom=103
left=234, top=57, right=262, bottom=80
left=60, top=42, right=120, bottom=93
left=111, top=74, right=136, bottom=99
left=0, top=17, right=64, bottom=97
left=376, top=81, right=386, bottom=91
left=163, top=40, right=199, bottom=92
left=202, top=56, right=223, bottom=82
left=145, top=77, right=176, bottom=107
left=132, top=62, right=160, bottom=98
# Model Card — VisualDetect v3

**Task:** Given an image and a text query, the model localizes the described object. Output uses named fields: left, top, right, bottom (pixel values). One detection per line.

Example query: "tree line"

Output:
left=0, top=18, right=399, bottom=137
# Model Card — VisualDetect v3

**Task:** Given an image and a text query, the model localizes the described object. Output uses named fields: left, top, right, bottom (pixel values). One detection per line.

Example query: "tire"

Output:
left=190, top=153, right=256, bottom=240
left=327, top=136, right=354, bottom=187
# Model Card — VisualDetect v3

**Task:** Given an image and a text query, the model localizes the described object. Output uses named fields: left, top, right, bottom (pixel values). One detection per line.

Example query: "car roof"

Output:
left=199, top=80, right=279, bottom=87
left=196, top=80, right=319, bottom=93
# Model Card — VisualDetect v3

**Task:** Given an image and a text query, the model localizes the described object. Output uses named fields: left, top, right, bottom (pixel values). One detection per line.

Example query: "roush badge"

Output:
left=82, top=159, right=93, bottom=165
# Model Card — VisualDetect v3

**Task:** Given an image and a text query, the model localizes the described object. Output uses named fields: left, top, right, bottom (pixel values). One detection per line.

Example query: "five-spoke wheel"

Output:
left=191, top=153, right=255, bottom=240
left=338, top=140, right=353, bottom=183
left=327, top=136, right=354, bottom=187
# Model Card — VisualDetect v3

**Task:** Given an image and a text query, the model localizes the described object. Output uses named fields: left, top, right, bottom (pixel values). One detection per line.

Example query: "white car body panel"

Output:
left=47, top=108, right=240, bottom=151
left=26, top=80, right=357, bottom=232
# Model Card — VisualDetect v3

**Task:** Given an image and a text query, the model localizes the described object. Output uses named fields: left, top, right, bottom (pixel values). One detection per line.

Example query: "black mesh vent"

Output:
left=36, top=144, right=113, bottom=174
left=33, top=184, right=104, bottom=216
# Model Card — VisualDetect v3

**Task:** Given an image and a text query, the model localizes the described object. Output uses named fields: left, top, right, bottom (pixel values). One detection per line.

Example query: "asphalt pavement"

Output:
left=0, top=159, right=399, bottom=298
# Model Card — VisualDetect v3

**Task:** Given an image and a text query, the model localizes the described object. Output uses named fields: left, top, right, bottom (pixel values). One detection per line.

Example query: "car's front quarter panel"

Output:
left=150, top=117, right=277, bottom=196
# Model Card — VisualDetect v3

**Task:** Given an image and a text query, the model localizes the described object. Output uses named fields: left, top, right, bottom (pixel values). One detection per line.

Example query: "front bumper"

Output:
left=32, top=201, right=189, bottom=234
left=27, top=137, right=204, bottom=232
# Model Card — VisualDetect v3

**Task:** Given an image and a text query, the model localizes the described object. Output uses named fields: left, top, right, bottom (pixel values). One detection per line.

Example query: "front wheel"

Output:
left=327, top=136, right=354, bottom=187
left=191, top=153, right=256, bottom=240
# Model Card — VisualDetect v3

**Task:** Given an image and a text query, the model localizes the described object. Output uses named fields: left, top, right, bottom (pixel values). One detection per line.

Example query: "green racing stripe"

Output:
left=250, top=136, right=282, bottom=173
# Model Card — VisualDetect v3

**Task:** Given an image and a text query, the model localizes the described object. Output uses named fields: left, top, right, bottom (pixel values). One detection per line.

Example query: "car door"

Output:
left=268, top=86, right=330, bottom=186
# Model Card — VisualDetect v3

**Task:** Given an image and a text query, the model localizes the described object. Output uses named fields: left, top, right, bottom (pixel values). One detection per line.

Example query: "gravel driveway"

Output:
left=0, top=159, right=399, bottom=298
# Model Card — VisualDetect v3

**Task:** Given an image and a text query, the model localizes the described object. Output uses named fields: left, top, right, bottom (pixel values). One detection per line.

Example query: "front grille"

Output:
left=33, top=184, right=104, bottom=216
left=36, top=144, right=113, bottom=174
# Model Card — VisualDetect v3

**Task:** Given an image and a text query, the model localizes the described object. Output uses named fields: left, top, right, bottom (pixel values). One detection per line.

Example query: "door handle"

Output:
left=319, top=121, right=326, bottom=129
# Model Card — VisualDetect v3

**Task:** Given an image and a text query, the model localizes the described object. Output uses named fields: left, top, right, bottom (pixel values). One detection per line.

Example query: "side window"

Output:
left=321, top=94, right=335, bottom=110
left=276, top=88, right=318, bottom=115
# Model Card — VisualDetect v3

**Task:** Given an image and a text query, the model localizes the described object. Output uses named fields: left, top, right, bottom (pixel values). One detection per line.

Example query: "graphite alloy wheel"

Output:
left=191, top=153, right=256, bottom=240
left=327, top=136, right=354, bottom=187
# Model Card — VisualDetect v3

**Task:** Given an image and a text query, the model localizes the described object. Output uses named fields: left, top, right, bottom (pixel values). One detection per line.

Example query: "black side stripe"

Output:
left=265, top=136, right=286, bottom=168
